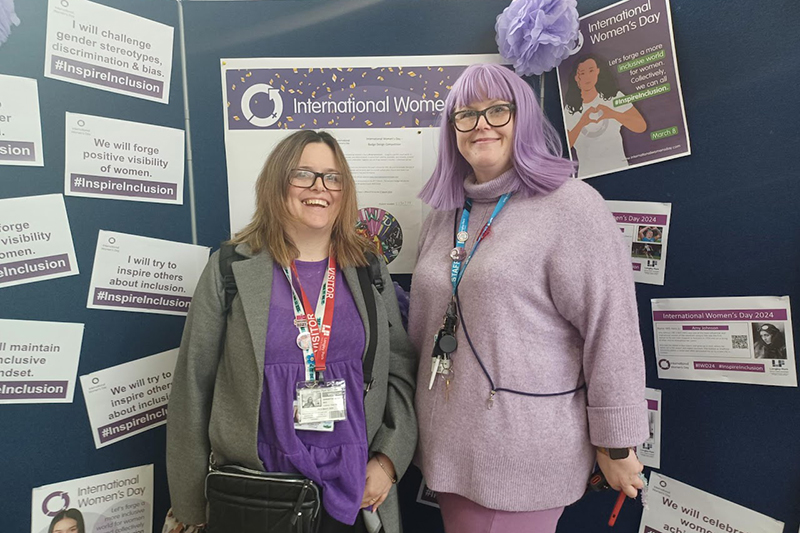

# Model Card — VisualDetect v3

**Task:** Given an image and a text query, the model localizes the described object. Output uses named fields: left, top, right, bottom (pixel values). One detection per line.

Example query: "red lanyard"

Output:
left=289, top=256, right=337, bottom=374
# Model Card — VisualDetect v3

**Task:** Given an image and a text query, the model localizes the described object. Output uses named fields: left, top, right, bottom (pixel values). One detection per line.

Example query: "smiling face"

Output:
left=285, top=142, right=342, bottom=236
left=454, top=99, right=515, bottom=183
left=52, top=518, right=79, bottom=533
left=575, top=58, right=600, bottom=92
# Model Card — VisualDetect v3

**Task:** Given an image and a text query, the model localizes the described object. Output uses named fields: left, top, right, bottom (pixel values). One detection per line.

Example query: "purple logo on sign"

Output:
left=42, top=491, right=70, bottom=516
left=658, top=359, right=670, bottom=370
left=237, top=83, right=283, bottom=128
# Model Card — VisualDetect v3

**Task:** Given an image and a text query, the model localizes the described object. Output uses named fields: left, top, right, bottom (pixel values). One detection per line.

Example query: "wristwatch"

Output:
left=597, top=446, right=631, bottom=460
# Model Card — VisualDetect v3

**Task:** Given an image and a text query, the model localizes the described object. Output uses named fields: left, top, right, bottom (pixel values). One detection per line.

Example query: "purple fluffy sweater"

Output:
left=408, top=169, right=649, bottom=511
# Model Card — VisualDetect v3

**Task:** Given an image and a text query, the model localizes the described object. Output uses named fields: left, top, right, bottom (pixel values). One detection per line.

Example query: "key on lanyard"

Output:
left=428, top=300, right=458, bottom=390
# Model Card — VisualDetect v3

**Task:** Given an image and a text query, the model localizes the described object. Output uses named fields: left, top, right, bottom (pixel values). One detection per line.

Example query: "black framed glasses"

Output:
left=450, top=103, right=516, bottom=133
left=288, top=169, right=343, bottom=191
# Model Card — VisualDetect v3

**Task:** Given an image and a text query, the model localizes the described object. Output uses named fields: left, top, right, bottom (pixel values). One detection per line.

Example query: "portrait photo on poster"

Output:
left=751, top=322, right=787, bottom=360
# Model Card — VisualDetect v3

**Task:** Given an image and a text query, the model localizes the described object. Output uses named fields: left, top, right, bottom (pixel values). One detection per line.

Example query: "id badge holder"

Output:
left=293, top=400, right=335, bottom=432
left=296, top=379, right=347, bottom=425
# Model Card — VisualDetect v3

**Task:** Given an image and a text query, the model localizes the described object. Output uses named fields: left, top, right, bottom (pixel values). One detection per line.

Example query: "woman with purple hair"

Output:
left=408, top=63, right=648, bottom=533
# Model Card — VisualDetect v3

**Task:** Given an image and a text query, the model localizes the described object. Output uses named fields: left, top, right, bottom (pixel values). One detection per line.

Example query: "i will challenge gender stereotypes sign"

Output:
left=44, top=0, right=173, bottom=104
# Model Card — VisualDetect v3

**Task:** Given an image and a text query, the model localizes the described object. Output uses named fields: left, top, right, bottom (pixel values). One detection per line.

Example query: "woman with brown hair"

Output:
left=49, top=509, right=84, bottom=533
left=165, top=130, right=417, bottom=533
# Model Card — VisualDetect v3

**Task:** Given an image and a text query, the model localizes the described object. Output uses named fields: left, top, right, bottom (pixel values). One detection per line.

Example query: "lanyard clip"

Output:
left=443, top=297, right=459, bottom=333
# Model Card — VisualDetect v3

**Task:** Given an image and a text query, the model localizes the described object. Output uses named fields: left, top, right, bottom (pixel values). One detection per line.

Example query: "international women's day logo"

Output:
left=239, top=83, right=283, bottom=128
left=225, top=66, right=463, bottom=130
left=42, top=491, right=70, bottom=516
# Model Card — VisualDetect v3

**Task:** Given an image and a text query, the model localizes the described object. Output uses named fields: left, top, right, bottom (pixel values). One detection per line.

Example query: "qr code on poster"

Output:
left=731, top=335, right=748, bottom=349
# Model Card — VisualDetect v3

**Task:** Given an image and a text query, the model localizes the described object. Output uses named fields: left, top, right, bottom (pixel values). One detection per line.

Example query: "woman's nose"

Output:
left=309, top=175, right=326, bottom=191
left=475, top=114, right=491, bottom=130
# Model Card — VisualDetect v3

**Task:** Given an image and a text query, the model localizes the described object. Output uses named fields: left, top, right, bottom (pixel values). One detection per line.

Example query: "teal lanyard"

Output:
left=450, top=192, right=512, bottom=294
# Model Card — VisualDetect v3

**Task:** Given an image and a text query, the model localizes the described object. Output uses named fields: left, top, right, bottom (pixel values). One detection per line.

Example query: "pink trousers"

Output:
left=437, top=492, right=564, bottom=533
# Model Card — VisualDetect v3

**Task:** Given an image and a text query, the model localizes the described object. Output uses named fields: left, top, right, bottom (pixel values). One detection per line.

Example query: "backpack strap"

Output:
left=218, top=243, right=244, bottom=314
left=365, top=252, right=385, bottom=294
left=357, top=253, right=383, bottom=396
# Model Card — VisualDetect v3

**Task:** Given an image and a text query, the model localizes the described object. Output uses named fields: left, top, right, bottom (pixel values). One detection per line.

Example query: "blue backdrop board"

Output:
left=1, top=1, right=799, bottom=532
left=0, top=0, right=187, bottom=530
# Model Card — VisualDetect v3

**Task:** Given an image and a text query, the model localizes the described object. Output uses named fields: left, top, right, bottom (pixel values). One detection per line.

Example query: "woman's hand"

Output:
left=569, top=109, right=596, bottom=147
left=596, top=448, right=644, bottom=499
left=579, top=108, right=598, bottom=127
left=360, top=453, right=395, bottom=511
left=588, top=104, right=620, bottom=123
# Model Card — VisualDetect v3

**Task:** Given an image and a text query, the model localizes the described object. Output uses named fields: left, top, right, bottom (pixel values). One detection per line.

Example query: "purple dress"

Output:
left=257, top=259, right=368, bottom=525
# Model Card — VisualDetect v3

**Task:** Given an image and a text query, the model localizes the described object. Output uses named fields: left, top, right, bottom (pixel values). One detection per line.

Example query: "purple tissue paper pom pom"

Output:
left=0, top=0, right=21, bottom=47
left=495, top=0, right=579, bottom=76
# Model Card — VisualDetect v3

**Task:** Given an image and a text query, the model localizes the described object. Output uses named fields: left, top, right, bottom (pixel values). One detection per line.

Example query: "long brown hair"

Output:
left=230, top=130, right=371, bottom=267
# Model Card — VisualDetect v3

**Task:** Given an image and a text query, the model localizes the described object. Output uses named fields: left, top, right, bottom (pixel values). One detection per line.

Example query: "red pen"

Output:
left=608, top=490, right=626, bottom=526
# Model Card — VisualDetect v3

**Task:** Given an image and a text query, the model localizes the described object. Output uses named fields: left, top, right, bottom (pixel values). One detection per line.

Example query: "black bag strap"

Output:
left=357, top=253, right=382, bottom=396
left=366, top=252, right=384, bottom=294
left=219, top=243, right=244, bottom=314
left=219, top=243, right=383, bottom=397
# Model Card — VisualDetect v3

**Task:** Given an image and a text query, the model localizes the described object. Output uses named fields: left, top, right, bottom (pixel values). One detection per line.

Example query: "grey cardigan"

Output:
left=166, top=244, right=418, bottom=532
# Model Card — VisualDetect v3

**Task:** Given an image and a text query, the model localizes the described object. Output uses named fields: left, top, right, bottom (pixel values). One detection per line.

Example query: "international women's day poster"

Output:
left=31, top=464, right=153, bottom=533
left=556, top=0, right=690, bottom=179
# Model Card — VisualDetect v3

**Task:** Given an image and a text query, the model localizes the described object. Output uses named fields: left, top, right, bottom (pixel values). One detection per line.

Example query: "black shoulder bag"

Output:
left=204, top=244, right=384, bottom=533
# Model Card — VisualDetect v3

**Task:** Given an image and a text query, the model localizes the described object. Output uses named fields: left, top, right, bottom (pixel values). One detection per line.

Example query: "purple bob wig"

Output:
left=419, top=63, right=575, bottom=210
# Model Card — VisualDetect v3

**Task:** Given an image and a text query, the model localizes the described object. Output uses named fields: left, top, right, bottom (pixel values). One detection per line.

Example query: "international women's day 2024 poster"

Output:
left=557, top=0, right=690, bottom=179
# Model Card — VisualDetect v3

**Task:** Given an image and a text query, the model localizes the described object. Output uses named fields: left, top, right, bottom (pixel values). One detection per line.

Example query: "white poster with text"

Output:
left=0, top=194, right=79, bottom=288
left=221, top=54, right=503, bottom=273
left=80, top=348, right=177, bottom=448
left=0, top=319, right=84, bottom=404
left=639, top=473, right=783, bottom=533
left=607, top=200, right=671, bottom=285
left=87, top=231, right=209, bottom=316
left=31, top=464, right=153, bottom=533
left=652, top=296, right=796, bottom=387
left=65, top=113, right=185, bottom=204
left=45, top=0, right=173, bottom=103
left=636, top=387, right=661, bottom=469
left=0, top=74, right=44, bottom=166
